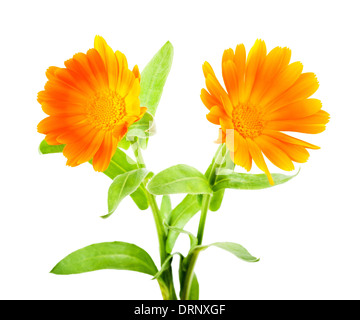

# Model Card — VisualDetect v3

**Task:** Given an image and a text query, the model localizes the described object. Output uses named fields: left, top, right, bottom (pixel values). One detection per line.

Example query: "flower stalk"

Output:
left=131, top=140, right=177, bottom=300
left=181, top=145, right=227, bottom=300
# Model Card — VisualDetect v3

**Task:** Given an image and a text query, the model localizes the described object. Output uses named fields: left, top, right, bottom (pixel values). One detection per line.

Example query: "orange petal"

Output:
left=266, top=122, right=326, bottom=134
left=205, top=74, right=228, bottom=102
left=266, top=110, right=329, bottom=134
left=56, top=123, right=93, bottom=145
left=113, top=122, right=128, bottom=140
left=219, top=117, right=234, bottom=131
left=200, top=88, right=220, bottom=110
left=132, top=65, right=140, bottom=81
left=37, top=115, right=86, bottom=134
left=222, top=60, right=239, bottom=106
left=39, top=100, right=86, bottom=116
left=276, top=141, right=310, bottom=163
left=86, top=48, right=109, bottom=89
left=244, top=39, right=267, bottom=102
left=115, top=50, right=129, bottom=90
left=43, top=79, right=87, bottom=104
left=75, top=130, right=106, bottom=165
left=63, top=127, right=99, bottom=165
left=63, top=54, right=99, bottom=94
left=250, top=46, right=292, bottom=105
left=65, top=128, right=104, bottom=166
left=234, top=44, right=246, bottom=102
left=266, top=98, right=323, bottom=121
left=118, top=68, right=135, bottom=97
left=203, top=61, right=216, bottom=78
left=206, top=105, right=229, bottom=125
left=45, top=134, right=62, bottom=145
left=262, top=129, right=320, bottom=149
left=255, top=136, right=295, bottom=171
left=246, top=138, right=274, bottom=185
left=54, top=66, right=94, bottom=96
left=94, top=36, right=118, bottom=91
left=260, top=61, right=303, bottom=108
left=234, top=134, right=252, bottom=171
left=267, top=72, right=319, bottom=113
left=92, top=132, right=118, bottom=172
left=222, top=48, right=235, bottom=64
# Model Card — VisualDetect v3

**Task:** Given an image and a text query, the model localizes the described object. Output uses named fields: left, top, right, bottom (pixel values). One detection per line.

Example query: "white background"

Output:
left=0, top=0, right=359, bottom=300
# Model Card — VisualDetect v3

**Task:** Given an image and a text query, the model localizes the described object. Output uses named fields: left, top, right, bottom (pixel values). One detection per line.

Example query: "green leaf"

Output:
left=125, top=112, right=155, bottom=150
left=212, top=170, right=299, bottom=192
left=188, top=273, right=200, bottom=300
left=204, top=144, right=235, bottom=212
left=101, top=149, right=149, bottom=211
left=39, top=140, right=65, bottom=154
left=205, top=144, right=228, bottom=182
left=50, top=241, right=158, bottom=276
left=99, top=149, right=138, bottom=179
left=164, top=221, right=198, bottom=250
left=209, top=189, right=225, bottom=212
left=105, top=169, right=149, bottom=218
left=147, top=164, right=213, bottom=196
left=165, top=195, right=201, bottom=253
left=152, top=255, right=174, bottom=280
left=152, top=252, right=182, bottom=280
left=118, top=137, right=131, bottom=150
left=139, top=41, right=174, bottom=116
left=160, top=195, right=172, bottom=225
left=190, top=242, right=259, bottom=263
left=126, top=112, right=155, bottom=140
left=39, top=139, right=149, bottom=211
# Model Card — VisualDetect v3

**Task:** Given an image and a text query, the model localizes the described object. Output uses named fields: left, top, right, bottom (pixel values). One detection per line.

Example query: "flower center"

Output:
left=232, top=103, right=265, bottom=138
left=86, top=91, right=125, bottom=130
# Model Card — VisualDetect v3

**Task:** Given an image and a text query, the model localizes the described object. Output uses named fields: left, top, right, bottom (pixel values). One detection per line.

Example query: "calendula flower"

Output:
left=38, top=36, right=146, bottom=171
left=201, top=39, right=329, bottom=185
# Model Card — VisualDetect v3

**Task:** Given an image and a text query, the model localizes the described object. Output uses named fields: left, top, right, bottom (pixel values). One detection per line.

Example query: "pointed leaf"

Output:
left=147, top=164, right=212, bottom=195
left=188, top=273, right=200, bottom=300
left=160, top=195, right=172, bottom=225
left=100, top=149, right=149, bottom=211
left=204, top=144, right=235, bottom=212
left=211, top=242, right=259, bottom=262
left=212, top=170, right=299, bottom=192
left=139, top=41, right=174, bottom=116
left=152, top=254, right=174, bottom=280
left=190, top=242, right=259, bottom=263
left=50, top=241, right=158, bottom=276
left=164, top=221, right=198, bottom=250
left=105, top=169, right=149, bottom=218
left=166, top=195, right=201, bottom=253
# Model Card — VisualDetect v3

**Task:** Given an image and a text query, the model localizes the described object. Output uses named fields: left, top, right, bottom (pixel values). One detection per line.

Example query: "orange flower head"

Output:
left=37, top=36, right=146, bottom=171
left=201, top=40, right=329, bottom=185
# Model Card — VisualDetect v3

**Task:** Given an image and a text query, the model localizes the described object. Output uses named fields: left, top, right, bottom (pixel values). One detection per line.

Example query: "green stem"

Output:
left=131, top=142, right=146, bottom=168
left=196, top=194, right=211, bottom=246
left=181, top=194, right=210, bottom=300
left=146, top=191, right=167, bottom=264
left=131, top=141, right=177, bottom=300
left=181, top=144, right=228, bottom=300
